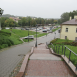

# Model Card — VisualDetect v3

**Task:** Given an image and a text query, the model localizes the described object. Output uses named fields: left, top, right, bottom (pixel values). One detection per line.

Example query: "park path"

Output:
left=25, top=43, right=74, bottom=77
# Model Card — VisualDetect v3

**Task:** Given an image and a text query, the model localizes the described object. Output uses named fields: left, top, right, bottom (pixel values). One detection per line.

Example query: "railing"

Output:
left=48, top=43, right=77, bottom=71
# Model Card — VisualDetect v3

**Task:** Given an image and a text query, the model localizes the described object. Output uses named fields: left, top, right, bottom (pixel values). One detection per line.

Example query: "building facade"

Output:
left=60, top=16, right=77, bottom=41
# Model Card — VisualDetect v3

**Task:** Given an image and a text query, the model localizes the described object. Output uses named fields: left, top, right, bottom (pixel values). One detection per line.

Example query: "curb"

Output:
left=15, top=45, right=35, bottom=77
left=49, top=47, right=77, bottom=76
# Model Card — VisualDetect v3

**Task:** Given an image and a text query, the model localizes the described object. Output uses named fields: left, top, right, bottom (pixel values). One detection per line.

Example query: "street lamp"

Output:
left=35, top=24, right=37, bottom=47
left=0, top=8, right=4, bottom=30
left=28, top=19, right=30, bottom=42
left=54, top=32, right=56, bottom=39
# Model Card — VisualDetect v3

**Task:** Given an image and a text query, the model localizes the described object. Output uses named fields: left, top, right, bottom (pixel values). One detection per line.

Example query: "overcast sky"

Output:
left=0, top=0, right=77, bottom=18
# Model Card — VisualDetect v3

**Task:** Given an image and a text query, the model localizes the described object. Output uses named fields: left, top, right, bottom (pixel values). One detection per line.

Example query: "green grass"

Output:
left=49, top=38, right=77, bottom=66
left=23, top=39, right=33, bottom=42
left=52, top=27, right=60, bottom=32
left=2, top=29, right=40, bottom=37
left=53, top=38, right=73, bottom=44
left=34, top=33, right=48, bottom=37
left=1, top=29, right=48, bottom=45
left=55, top=24, right=60, bottom=26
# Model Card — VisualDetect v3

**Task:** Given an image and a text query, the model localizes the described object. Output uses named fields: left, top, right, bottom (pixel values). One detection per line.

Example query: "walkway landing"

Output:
left=25, top=43, right=74, bottom=77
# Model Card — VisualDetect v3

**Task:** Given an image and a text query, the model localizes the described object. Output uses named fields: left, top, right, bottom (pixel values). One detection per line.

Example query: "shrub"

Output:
left=56, top=42, right=77, bottom=46
left=0, top=31, right=11, bottom=36
left=0, top=35, right=14, bottom=49
left=50, top=38, right=58, bottom=44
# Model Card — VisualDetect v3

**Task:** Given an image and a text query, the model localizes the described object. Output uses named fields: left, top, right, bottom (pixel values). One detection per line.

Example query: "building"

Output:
left=9, top=17, right=21, bottom=23
left=60, top=15, right=77, bottom=41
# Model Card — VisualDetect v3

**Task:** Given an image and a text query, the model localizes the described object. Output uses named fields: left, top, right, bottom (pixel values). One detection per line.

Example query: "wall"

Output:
left=60, top=25, right=77, bottom=40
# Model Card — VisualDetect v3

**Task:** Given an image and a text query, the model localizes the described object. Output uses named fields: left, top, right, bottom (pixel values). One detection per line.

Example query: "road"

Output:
left=0, top=30, right=60, bottom=77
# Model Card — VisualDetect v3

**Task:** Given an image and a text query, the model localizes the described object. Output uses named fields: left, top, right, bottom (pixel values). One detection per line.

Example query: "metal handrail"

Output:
left=50, top=43, right=77, bottom=56
left=65, top=46, right=77, bottom=56
left=49, top=43, right=77, bottom=71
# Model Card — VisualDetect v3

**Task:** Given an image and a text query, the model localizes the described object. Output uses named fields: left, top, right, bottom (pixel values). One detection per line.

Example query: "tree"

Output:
left=61, top=12, right=69, bottom=23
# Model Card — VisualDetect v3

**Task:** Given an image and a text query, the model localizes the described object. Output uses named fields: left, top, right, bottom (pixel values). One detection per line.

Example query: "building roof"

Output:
left=62, top=19, right=77, bottom=25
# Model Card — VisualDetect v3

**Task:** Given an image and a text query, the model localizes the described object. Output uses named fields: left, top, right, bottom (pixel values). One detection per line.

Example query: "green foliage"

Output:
left=34, top=33, right=47, bottom=37
left=1, top=29, right=48, bottom=46
left=60, top=10, right=77, bottom=24
left=0, top=35, right=14, bottom=49
left=0, top=31, right=11, bottom=36
left=52, top=38, right=77, bottom=46
left=49, top=38, right=77, bottom=66
left=69, top=10, right=77, bottom=19
left=50, top=38, right=58, bottom=44
left=61, top=12, right=69, bottom=23
left=23, top=39, right=33, bottom=42
left=52, top=27, right=60, bottom=32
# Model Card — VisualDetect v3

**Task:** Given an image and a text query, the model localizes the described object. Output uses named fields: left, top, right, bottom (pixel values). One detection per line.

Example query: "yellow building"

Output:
left=60, top=16, right=77, bottom=41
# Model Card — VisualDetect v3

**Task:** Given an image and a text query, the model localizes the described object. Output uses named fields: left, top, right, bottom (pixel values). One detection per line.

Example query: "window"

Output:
left=66, top=28, right=68, bottom=32
left=76, top=28, right=77, bottom=33
left=75, top=37, right=77, bottom=41
left=65, top=36, right=67, bottom=39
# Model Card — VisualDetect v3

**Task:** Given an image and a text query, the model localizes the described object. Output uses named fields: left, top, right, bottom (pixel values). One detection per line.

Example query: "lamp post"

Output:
left=28, top=28, right=29, bottom=42
left=0, top=8, right=4, bottom=30
left=54, top=32, right=56, bottom=39
left=35, top=24, right=37, bottom=47
left=28, top=19, right=30, bottom=42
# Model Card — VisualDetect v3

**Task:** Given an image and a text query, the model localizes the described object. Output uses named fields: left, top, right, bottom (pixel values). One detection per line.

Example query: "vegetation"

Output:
left=23, top=39, right=33, bottom=42
left=49, top=38, right=77, bottom=66
left=0, top=35, right=14, bottom=49
left=58, top=10, right=77, bottom=24
left=52, top=27, right=60, bottom=32
left=0, top=29, right=49, bottom=49
left=34, top=33, right=47, bottom=37
left=0, top=16, right=58, bottom=28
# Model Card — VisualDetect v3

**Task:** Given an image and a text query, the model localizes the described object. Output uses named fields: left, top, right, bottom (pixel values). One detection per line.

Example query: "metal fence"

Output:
left=48, top=43, right=77, bottom=71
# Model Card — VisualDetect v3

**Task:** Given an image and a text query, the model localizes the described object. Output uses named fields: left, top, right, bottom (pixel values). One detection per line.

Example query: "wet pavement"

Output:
left=0, top=30, right=60, bottom=77
left=25, top=43, right=74, bottom=77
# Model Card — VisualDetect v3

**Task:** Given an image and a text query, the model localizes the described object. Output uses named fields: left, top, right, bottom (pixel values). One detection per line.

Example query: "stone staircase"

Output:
left=24, top=43, right=75, bottom=77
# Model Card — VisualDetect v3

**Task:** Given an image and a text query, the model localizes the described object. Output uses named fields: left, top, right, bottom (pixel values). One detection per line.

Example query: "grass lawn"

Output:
left=53, top=38, right=73, bottom=44
left=52, top=27, right=60, bottom=32
left=55, top=24, right=60, bottom=26
left=2, top=29, right=40, bottom=37
left=34, top=33, right=47, bottom=37
left=49, top=38, right=77, bottom=66
left=23, top=39, right=33, bottom=42
left=1, top=29, right=48, bottom=45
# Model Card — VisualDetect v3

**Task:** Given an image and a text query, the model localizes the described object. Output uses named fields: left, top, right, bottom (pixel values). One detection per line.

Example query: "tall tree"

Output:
left=61, top=12, right=69, bottom=23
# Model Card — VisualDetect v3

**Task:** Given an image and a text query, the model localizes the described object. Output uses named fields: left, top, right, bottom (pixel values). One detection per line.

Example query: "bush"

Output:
left=0, top=35, right=14, bottom=49
left=56, top=42, right=77, bottom=46
left=0, top=31, right=11, bottom=36
left=50, top=38, right=58, bottom=44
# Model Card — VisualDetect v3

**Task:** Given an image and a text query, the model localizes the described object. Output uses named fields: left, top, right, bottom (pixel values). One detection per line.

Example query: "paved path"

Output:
left=25, top=44, right=74, bottom=77
left=0, top=30, right=60, bottom=77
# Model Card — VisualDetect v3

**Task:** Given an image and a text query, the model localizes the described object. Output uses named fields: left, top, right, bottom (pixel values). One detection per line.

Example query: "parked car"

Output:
left=42, top=29, right=47, bottom=32
left=24, top=35, right=34, bottom=39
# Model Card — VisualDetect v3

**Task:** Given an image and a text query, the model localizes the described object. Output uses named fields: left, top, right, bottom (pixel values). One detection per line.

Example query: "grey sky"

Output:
left=0, top=0, right=77, bottom=18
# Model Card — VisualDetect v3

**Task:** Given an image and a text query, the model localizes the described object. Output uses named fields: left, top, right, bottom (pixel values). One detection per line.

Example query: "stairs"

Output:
left=24, top=43, right=75, bottom=77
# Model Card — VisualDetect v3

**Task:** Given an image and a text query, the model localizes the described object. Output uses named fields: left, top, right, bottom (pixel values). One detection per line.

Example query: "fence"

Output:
left=47, top=43, right=77, bottom=71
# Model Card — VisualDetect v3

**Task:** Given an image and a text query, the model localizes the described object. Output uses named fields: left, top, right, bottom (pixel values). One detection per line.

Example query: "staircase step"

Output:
left=25, top=76, right=73, bottom=77
left=30, top=54, right=61, bottom=60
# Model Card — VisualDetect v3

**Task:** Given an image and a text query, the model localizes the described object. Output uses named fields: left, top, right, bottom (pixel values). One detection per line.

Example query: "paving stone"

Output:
left=25, top=60, right=74, bottom=77
left=25, top=76, right=73, bottom=77
left=25, top=43, right=74, bottom=77
left=30, top=54, right=61, bottom=60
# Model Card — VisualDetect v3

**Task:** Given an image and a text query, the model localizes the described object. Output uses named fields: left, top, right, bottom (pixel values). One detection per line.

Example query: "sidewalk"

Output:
left=25, top=43, right=74, bottom=77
